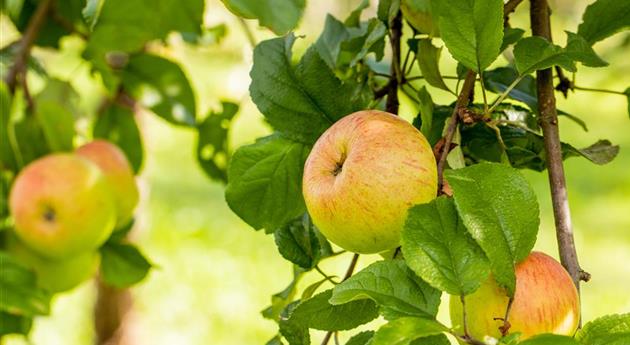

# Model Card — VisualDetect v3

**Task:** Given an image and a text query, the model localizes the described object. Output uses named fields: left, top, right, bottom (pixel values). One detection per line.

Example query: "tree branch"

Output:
left=437, top=71, right=476, bottom=193
left=530, top=0, right=586, bottom=293
left=385, top=10, right=403, bottom=114
left=4, top=0, right=53, bottom=92
left=321, top=254, right=360, bottom=345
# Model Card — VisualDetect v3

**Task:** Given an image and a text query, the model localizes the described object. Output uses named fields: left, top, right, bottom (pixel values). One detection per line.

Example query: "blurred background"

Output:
left=1, top=0, right=629, bottom=344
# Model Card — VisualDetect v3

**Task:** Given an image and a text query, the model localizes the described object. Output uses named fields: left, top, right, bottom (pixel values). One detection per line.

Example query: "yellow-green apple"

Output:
left=302, top=110, right=437, bottom=254
left=450, top=251, right=580, bottom=341
left=7, top=235, right=99, bottom=293
left=9, top=154, right=116, bottom=258
left=76, top=140, right=139, bottom=228
left=401, top=0, right=439, bottom=36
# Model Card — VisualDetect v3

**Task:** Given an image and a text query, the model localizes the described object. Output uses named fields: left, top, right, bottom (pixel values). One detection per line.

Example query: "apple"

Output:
left=7, top=235, right=99, bottom=293
left=9, top=154, right=116, bottom=259
left=302, top=110, right=437, bottom=254
left=450, top=251, right=580, bottom=341
left=76, top=140, right=139, bottom=228
left=401, top=0, right=440, bottom=37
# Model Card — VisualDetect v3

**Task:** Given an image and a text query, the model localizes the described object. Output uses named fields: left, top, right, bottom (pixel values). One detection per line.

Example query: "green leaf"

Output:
left=513, top=37, right=576, bottom=75
left=401, top=0, right=439, bottom=36
left=0, top=252, right=51, bottom=316
left=417, top=87, right=434, bottom=137
left=433, top=0, right=503, bottom=72
left=370, top=317, right=448, bottom=345
left=330, top=260, right=441, bottom=320
left=12, top=107, right=51, bottom=166
left=121, top=53, right=196, bottom=127
left=262, top=266, right=305, bottom=322
left=483, top=67, right=538, bottom=109
left=564, top=139, right=619, bottom=165
left=346, top=331, right=374, bottom=345
left=0, top=82, right=17, bottom=171
left=576, top=313, right=630, bottom=345
left=82, top=0, right=104, bottom=30
left=100, top=242, right=152, bottom=288
left=518, top=334, right=580, bottom=345
left=35, top=101, right=75, bottom=152
left=280, top=290, right=379, bottom=344
left=274, top=215, right=331, bottom=269
left=416, top=39, right=451, bottom=92
left=500, top=27, right=525, bottom=52
left=402, top=196, right=490, bottom=295
left=8, top=0, right=84, bottom=48
left=461, top=123, right=617, bottom=170
left=444, top=163, right=539, bottom=296
left=412, top=105, right=452, bottom=147
left=220, top=0, right=305, bottom=35
left=564, top=32, right=608, bottom=67
left=225, top=135, right=310, bottom=231
left=0, top=311, right=32, bottom=337
left=378, top=0, right=401, bottom=26
left=577, top=0, right=630, bottom=45
left=266, top=335, right=285, bottom=345
left=94, top=103, right=144, bottom=173
left=345, top=0, right=370, bottom=27
left=34, top=78, right=81, bottom=116
left=196, top=102, right=239, bottom=182
left=250, top=36, right=367, bottom=144
left=410, top=334, right=450, bottom=345
left=86, top=0, right=203, bottom=53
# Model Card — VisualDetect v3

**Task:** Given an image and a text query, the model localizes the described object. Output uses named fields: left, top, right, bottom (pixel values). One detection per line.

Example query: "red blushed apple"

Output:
left=76, top=140, right=139, bottom=228
left=302, top=110, right=437, bottom=254
left=450, top=251, right=580, bottom=341
left=9, top=154, right=116, bottom=259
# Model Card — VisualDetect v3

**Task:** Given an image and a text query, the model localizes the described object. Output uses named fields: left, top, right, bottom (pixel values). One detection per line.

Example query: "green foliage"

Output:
left=93, top=103, right=144, bottom=173
left=0, top=252, right=51, bottom=317
left=501, top=28, right=525, bottom=52
left=196, top=102, right=239, bottom=182
left=249, top=35, right=367, bottom=144
left=121, top=53, right=197, bottom=127
left=100, top=242, right=152, bottom=288
left=330, top=260, right=441, bottom=320
left=518, top=334, right=580, bottom=345
left=273, top=215, right=333, bottom=269
left=514, top=37, right=577, bottom=74
left=577, top=0, right=630, bottom=45
left=445, top=163, right=539, bottom=295
left=345, top=331, right=374, bottom=345
left=416, top=86, right=434, bottom=137
left=0, top=311, right=33, bottom=337
left=576, top=313, right=630, bottom=345
left=220, top=0, right=305, bottom=35
left=280, top=290, right=379, bottom=344
left=433, top=0, right=503, bottom=72
left=402, top=196, right=490, bottom=295
left=370, top=317, right=448, bottom=345
left=415, top=39, right=451, bottom=92
left=225, top=135, right=310, bottom=231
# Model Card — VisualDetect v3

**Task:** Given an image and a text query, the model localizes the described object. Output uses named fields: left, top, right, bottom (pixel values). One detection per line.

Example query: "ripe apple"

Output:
left=401, top=0, right=440, bottom=37
left=9, top=154, right=116, bottom=259
left=7, top=235, right=99, bottom=293
left=76, top=140, right=139, bottom=228
left=302, top=110, right=437, bottom=254
left=450, top=251, right=580, bottom=341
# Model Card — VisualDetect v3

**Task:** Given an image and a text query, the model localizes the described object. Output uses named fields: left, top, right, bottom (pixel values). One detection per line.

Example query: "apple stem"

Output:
left=530, top=0, right=586, bottom=300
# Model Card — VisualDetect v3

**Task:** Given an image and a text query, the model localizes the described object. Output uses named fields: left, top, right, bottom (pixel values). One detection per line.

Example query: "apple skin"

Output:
left=302, top=110, right=437, bottom=254
left=9, top=154, right=116, bottom=259
left=76, top=140, right=139, bottom=228
left=450, top=251, right=580, bottom=341
left=7, top=235, right=99, bottom=293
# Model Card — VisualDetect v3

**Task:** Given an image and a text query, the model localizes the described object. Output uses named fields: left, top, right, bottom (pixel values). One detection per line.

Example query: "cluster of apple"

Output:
left=7, top=140, right=139, bottom=293
left=302, top=110, right=579, bottom=341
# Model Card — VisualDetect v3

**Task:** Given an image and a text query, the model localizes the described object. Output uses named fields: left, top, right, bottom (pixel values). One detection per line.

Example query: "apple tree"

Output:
left=1, top=0, right=629, bottom=344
